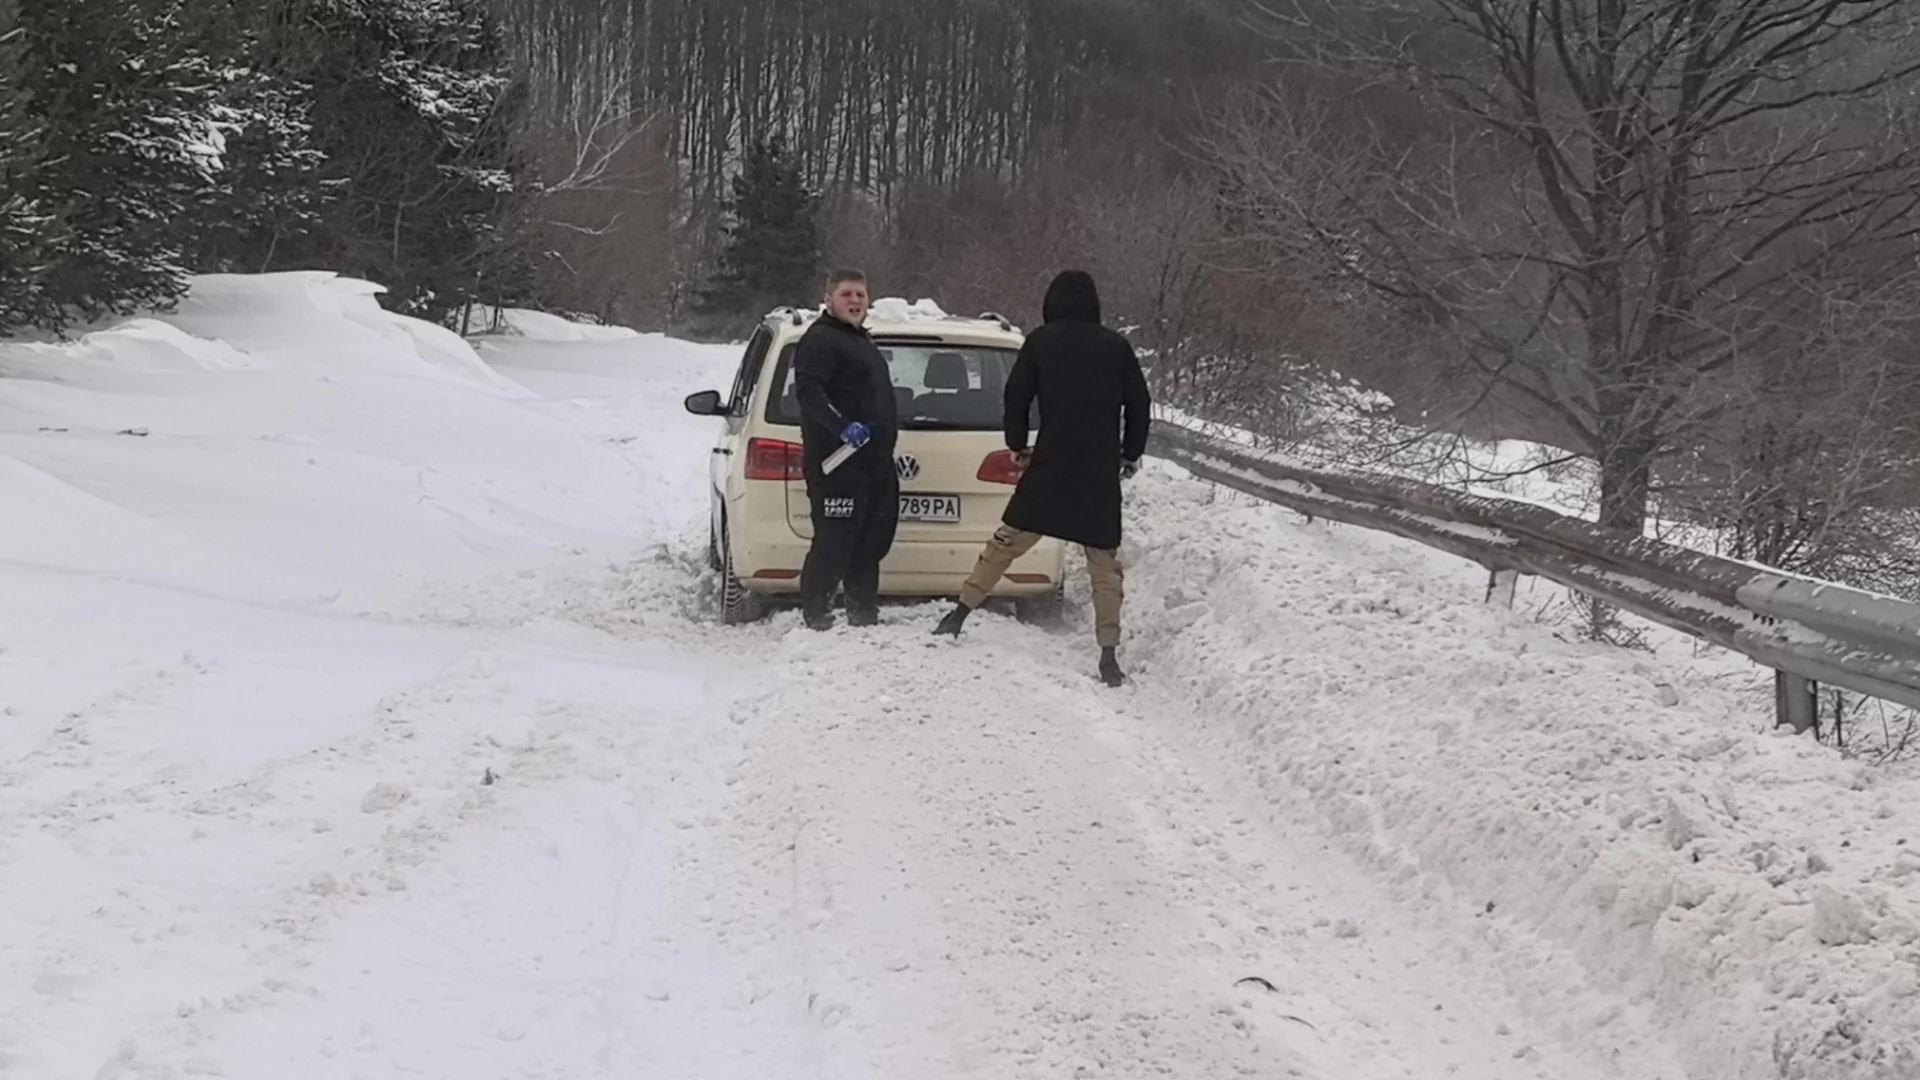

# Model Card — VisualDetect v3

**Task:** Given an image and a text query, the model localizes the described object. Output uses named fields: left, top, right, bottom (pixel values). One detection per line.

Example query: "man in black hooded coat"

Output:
left=932, top=270, right=1151, bottom=686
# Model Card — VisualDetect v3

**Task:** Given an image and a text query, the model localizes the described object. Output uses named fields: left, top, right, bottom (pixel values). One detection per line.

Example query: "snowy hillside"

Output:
left=1, top=274, right=1915, bottom=1079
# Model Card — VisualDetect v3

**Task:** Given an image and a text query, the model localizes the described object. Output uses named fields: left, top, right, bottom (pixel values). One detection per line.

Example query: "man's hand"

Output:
left=1014, top=449, right=1032, bottom=471
left=1120, top=458, right=1140, bottom=480
left=840, top=421, right=872, bottom=448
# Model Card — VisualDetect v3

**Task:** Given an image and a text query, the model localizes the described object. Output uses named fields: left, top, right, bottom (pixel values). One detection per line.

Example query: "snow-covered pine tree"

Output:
left=275, top=0, right=537, bottom=323
left=10, top=0, right=225, bottom=332
left=0, top=0, right=55, bottom=333
left=695, top=135, right=823, bottom=323
left=172, top=0, right=330, bottom=274
left=187, top=75, right=328, bottom=273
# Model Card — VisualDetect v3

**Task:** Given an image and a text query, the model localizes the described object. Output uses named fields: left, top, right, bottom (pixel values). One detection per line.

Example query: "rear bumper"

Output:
left=734, top=533, right=1064, bottom=598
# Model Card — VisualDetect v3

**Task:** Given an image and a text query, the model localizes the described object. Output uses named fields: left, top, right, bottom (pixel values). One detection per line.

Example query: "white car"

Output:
left=684, top=301, right=1067, bottom=624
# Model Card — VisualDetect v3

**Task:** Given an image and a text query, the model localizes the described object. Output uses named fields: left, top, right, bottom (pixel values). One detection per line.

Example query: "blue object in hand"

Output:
left=840, top=421, right=872, bottom=448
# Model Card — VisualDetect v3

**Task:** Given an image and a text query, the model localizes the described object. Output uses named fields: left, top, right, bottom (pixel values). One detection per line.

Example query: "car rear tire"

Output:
left=1014, top=585, right=1066, bottom=628
left=707, top=519, right=722, bottom=571
left=718, top=518, right=769, bottom=626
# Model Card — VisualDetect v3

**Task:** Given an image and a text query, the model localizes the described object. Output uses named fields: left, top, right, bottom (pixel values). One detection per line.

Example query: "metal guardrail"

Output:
left=1148, top=422, right=1920, bottom=728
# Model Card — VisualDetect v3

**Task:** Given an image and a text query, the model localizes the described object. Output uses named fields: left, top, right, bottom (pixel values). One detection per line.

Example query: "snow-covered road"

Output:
left=5, top=275, right=1916, bottom=1079
left=9, top=576, right=1676, bottom=1080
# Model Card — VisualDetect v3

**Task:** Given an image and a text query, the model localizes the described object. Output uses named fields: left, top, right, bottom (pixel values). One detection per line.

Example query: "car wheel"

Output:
left=718, top=518, right=768, bottom=626
left=707, top=518, right=722, bottom=571
left=1014, top=585, right=1066, bottom=628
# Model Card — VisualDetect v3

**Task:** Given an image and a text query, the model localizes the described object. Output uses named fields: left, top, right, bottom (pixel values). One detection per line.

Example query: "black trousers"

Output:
left=800, top=456, right=900, bottom=616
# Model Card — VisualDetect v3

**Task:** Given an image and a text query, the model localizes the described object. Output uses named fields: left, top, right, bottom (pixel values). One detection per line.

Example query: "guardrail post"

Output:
left=1485, top=569, right=1519, bottom=609
left=1774, top=670, right=1818, bottom=734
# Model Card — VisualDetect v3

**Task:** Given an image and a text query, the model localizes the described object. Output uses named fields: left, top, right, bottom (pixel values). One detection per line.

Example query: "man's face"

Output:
left=826, top=280, right=868, bottom=324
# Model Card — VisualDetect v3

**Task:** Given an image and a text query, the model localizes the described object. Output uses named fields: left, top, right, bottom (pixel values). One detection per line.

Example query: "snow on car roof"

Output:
left=766, top=298, right=1020, bottom=336
left=866, top=297, right=949, bottom=322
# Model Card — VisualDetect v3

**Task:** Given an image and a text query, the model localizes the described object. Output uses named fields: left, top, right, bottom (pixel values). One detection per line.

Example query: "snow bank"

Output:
left=1119, top=463, right=1920, bottom=1080
left=0, top=272, right=704, bottom=613
left=477, top=307, right=640, bottom=343
left=0, top=276, right=742, bottom=1077
left=1155, top=397, right=1600, bottom=520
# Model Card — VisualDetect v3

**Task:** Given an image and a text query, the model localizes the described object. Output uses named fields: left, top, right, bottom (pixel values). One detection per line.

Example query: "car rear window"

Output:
left=763, top=340, right=1034, bottom=432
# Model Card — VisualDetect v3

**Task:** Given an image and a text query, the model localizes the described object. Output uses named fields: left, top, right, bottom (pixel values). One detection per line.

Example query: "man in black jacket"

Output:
left=791, top=268, right=900, bottom=630
left=932, top=270, right=1151, bottom=686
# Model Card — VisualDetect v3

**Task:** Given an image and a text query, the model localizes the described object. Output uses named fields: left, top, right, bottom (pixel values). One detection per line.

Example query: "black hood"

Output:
left=1041, top=270, right=1101, bottom=324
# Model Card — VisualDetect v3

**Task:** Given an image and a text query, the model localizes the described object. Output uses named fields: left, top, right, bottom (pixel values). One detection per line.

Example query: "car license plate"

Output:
left=900, top=493, right=961, bottom=523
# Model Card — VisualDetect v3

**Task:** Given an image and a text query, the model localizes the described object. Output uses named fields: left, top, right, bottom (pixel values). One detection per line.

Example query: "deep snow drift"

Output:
left=1, top=273, right=1914, bottom=1079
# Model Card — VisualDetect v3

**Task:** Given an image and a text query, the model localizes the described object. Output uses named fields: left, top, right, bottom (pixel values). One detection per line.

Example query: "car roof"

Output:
left=763, top=300, right=1024, bottom=349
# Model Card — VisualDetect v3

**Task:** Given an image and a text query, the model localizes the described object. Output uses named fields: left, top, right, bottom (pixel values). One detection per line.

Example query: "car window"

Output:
left=763, top=341, right=1036, bottom=432
left=727, top=328, right=772, bottom=415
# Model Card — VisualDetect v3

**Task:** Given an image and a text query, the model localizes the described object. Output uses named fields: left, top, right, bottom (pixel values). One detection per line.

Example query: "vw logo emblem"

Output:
left=895, top=453, right=921, bottom=481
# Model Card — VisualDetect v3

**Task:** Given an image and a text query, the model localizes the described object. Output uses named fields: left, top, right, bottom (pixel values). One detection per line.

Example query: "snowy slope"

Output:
left=0, top=275, right=1913, bottom=1079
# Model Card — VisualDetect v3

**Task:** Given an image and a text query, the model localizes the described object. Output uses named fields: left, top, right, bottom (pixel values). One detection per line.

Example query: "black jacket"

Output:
left=790, top=312, right=899, bottom=476
left=1001, top=271, right=1152, bottom=551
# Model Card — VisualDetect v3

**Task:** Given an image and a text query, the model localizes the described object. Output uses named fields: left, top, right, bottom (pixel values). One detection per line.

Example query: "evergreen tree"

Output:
left=0, top=0, right=52, bottom=332
left=697, top=136, right=822, bottom=321
left=173, top=0, right=329, bottom=274
left=186, top=74, right=328, bottom=273
left=10, top=0, right=222, bottom=332
left=269, top=0, right=538, bottom=323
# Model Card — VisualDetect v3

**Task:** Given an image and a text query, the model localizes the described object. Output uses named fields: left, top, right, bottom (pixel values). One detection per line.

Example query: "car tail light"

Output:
left=978, top=450, right=1025, bottom=485
left=1007, top=573, right=1051, bottom=585
left=745, top=438, right=805, bottom=481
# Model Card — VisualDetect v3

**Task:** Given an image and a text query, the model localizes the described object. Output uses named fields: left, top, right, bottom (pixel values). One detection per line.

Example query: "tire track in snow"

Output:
left=0, top=526, right=1686, bottom=1079
left=693, top=611, right=1317, bottom=1078
left=708, top=597, right=1691, bottom=1079
left=194, top=679, right=767, bottom=1080
left=1021, top=603, right=1689, bottom=1079
left=1075, top=687, right=1680, bottom=1080
left=0, top=649, right=616, bottom=1078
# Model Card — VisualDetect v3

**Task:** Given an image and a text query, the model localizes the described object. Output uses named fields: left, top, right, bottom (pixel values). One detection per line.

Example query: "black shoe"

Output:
left=932, top=604, right=971, bottom=637
left=803, top=609, right=837, bottom=631
left=847, top=607, right=879, bottom=628
left=1098, top=647, right=1125, bottom=687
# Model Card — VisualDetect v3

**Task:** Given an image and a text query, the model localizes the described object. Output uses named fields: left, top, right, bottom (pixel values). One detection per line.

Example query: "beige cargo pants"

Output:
left=958, top=525, right=1124, bottom=647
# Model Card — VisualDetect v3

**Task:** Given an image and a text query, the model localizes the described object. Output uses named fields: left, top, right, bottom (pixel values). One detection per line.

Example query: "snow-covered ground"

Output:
left=2, top=274, right=1915, bottom=1079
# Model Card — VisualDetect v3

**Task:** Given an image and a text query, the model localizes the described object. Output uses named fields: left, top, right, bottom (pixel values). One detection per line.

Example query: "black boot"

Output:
left=803, top=607, right=837, bottom=631
left=847, top=606, right=879, bottom=628
left=932, top=603, right=972, bottom=637
left=1098, top=647, right=1125, bottom=687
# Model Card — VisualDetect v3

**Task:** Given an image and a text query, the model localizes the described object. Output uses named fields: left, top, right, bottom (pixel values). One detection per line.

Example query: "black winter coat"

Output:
left=790, top=313, right=899, bottom=477
left=1000, top=271, right=1151, bottom=551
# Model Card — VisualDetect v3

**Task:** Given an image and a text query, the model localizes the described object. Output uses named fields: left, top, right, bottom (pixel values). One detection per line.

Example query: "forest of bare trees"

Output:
left=502, top=0, right=1269, bottom=328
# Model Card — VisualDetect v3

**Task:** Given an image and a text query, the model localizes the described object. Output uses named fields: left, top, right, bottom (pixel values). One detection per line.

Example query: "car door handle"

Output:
left=712, top=448, right=732, bottom=456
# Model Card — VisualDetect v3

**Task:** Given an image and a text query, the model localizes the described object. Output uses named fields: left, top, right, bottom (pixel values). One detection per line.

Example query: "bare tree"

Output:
left=522, top=83, right=683, bottom=326
left=1213, top=0, right=1920, bottom=536
left=1659, top=266, right=1920, bottom=595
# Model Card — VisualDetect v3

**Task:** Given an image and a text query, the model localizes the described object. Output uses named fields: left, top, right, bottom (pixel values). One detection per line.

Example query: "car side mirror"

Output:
left=684, top=390, right=725, bottom=416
